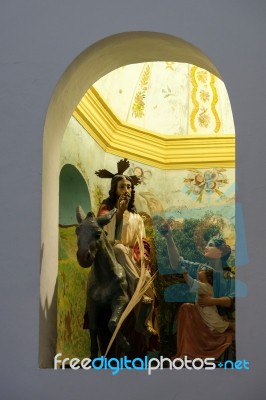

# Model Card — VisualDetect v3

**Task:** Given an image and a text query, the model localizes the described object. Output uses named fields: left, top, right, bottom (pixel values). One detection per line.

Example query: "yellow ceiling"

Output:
left=73, top=62, right=235, bottom=169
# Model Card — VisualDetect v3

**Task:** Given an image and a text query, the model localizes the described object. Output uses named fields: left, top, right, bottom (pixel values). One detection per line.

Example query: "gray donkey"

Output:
left=76, top=206, right=130, bottom=358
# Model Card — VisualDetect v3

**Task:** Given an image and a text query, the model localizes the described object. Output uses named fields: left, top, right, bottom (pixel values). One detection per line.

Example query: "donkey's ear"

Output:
left=86, top=211, right=95, bottom=218
left=97, top=208, right=117, bottom=227
left=76, top=205, right=87, bottom=223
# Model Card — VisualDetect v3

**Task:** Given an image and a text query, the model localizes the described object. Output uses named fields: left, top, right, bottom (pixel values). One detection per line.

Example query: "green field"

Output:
left=57, top=226, right=90, bottom=359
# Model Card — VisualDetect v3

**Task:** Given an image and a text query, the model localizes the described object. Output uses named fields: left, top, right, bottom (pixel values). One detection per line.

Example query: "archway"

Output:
left=40, top=31, right=224, bottom=367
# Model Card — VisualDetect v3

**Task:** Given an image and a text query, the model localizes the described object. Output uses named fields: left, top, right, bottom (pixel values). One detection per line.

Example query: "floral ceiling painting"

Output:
left=94, top=61, right=235, bottom=136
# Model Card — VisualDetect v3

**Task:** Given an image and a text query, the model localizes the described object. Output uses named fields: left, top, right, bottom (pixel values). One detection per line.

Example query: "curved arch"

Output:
left=40, top=31, right=223, bottom=367
left=59, top=164, right=91, bottom=225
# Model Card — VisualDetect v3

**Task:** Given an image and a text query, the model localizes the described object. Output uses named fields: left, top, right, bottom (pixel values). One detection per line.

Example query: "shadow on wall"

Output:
left=39, top=243, right=57, bottom=367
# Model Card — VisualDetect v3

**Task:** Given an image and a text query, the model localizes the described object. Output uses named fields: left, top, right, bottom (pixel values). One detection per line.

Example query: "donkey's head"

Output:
left=75, top=206, right=116, bottom=268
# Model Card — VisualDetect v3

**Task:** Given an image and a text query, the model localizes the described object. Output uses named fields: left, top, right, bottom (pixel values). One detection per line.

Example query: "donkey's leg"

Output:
left=89, top=330, right=99, bottom=360
left=108, top=296, right=131, bottom=353
left=88, top=301, right=99, bottom=359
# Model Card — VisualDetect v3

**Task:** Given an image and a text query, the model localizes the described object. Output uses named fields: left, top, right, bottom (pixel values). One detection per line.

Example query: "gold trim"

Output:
left=210, top=74, right=221, bottom=133
left=190, top=65, right=199, bottom=132
left=73, top=87, right=235, bottom=170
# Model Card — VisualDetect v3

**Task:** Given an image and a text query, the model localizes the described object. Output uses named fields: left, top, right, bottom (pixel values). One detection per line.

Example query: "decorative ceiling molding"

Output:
left=73, top=87, right=235, bottom=170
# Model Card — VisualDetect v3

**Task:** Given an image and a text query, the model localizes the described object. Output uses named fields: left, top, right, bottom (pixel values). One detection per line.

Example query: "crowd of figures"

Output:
left=75, top=159, right=235, bottom=363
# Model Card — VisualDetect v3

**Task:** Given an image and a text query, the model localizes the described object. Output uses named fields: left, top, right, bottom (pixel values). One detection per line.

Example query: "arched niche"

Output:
left=40, top=31, right=226, bottom=367
left=59, top=164, right=91, bottom=226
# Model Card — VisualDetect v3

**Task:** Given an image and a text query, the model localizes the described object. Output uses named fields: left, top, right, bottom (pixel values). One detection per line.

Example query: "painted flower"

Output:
left=184, top=168, right=229, bottom=202
left=198, top=108, right=210, bottom=128
left=197, top=70, right=208, bottom=83
left=200, top=89, right=210, bottom=102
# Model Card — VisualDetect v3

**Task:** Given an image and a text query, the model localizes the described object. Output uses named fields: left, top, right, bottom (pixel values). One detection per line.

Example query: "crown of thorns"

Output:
left=95, top=158, right=141, bottom=186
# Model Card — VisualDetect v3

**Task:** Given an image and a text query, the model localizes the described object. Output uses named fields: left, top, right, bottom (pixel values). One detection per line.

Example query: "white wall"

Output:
left=1, top=0, right=265, bottom=399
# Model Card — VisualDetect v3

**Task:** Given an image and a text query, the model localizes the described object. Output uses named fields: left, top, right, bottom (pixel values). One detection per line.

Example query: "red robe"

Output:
left=176, top=303, right=235, bottom=360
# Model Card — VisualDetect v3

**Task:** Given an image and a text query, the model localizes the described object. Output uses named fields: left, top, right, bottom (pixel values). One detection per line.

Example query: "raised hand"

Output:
left=117, top=193, right=130, bottom=214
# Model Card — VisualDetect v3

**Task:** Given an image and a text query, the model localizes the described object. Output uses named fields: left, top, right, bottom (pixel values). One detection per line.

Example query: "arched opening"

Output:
left=59, top=164, right=91, bottom=226
left=40, top=31, right=233, bottom=367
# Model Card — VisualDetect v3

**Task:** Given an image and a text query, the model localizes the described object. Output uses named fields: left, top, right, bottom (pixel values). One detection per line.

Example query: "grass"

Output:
left=57, top=226, right=90, bottom=359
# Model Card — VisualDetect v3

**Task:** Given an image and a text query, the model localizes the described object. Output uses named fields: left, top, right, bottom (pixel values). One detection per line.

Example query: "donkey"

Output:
left=76, top=206, right=130, bottom=358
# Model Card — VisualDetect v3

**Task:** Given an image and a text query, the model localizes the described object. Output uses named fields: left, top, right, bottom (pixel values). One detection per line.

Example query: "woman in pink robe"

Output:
left=159, top=223, right=235, bottom=361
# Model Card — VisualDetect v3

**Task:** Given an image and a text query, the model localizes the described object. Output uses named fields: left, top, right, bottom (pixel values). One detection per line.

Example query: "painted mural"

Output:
left=94, top=62, right=235, bottom=135
left=58, top=116, right=235, bottom=362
